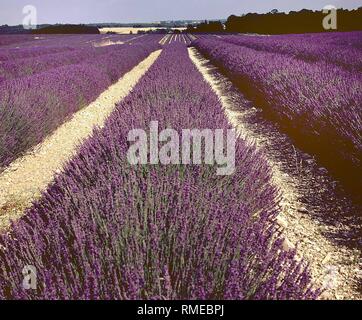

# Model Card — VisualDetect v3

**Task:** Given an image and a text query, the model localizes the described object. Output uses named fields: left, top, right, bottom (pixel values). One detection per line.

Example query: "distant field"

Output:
left=100, top=27, right=187, bottom=34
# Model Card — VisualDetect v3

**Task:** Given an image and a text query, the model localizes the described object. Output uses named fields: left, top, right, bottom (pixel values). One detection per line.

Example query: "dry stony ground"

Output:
left=0, top=49, right=162, bottom=231
left=188, top=47, right=361, bottom=300
left=93, top=34, right=146, bottom=47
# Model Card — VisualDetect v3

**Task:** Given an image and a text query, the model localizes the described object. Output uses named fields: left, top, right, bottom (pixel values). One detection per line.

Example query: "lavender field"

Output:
left=194, top=33, right=362, bottom=197
left=0, top=31, right=360, bottom=301
left=0, top=35, right=160, bottom=169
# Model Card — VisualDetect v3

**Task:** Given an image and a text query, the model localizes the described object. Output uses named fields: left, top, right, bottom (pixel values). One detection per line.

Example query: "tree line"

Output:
left=186, top=8, right=362, bottom=34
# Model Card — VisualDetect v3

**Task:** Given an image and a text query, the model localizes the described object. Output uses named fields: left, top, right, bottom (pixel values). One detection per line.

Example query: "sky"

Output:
left=0, top=0, right=361, bottom=25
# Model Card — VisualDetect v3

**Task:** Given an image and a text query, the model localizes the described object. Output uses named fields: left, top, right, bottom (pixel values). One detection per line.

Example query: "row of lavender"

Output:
left=193, top=37, right=362, bottom=197
left=0, top=40, right=160, bottom=170
left=211, top=32, right=362, bottom=72
left=0, top=44, right=318, bottom=300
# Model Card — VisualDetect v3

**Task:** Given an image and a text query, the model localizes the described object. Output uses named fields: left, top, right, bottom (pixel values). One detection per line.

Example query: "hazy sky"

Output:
left=1, top=0, right=361, bottom=25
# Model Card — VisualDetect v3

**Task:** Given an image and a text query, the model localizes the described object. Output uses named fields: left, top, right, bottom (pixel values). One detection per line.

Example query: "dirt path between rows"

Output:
left=94, top=35, right=146, bottom=47
left=159, top=35, right=170, bottom=45
left=189, top=47, right=361, bottom=300
left=0, top=49, right=162, bottom=232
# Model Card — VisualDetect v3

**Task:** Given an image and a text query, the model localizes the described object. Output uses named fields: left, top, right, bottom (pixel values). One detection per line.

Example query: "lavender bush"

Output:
left=0, top=42, right=160, bottom=169
left=0, top=44, right=318, bottom=300
left=193, top=37, right=362, bottom=196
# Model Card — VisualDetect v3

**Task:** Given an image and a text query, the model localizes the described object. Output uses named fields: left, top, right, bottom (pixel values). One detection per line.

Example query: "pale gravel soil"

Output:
left=159, top=35, right=171, bottom=45
left=0, top=49, right=162, bottom=232
left=189, top=47, right=361, bottom=300
left=94, top=40, right=125, bottom=47
left=93, top=34, right=146, bottom=47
